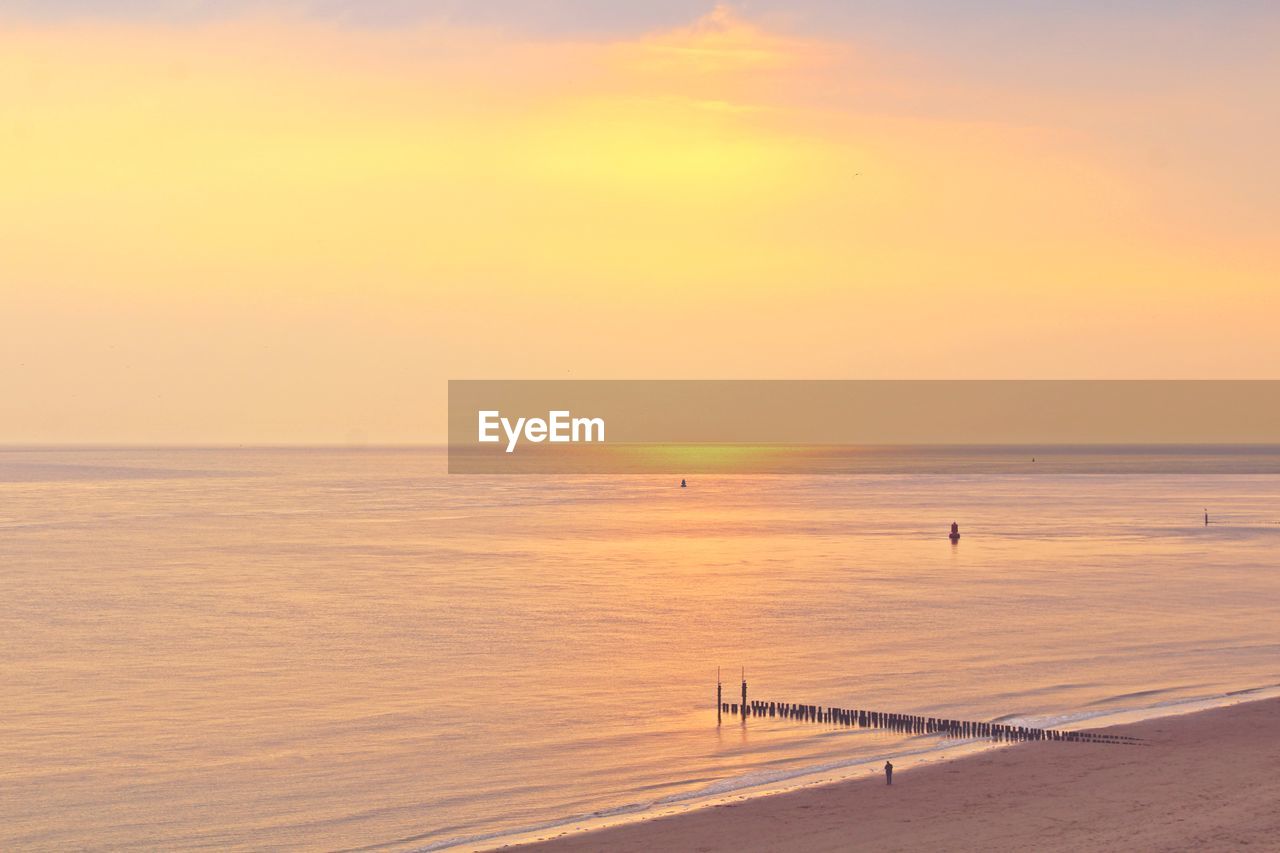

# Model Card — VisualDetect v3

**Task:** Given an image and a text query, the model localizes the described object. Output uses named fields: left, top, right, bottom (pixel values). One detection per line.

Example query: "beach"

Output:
left=515, top=696, right=1280, bottom=852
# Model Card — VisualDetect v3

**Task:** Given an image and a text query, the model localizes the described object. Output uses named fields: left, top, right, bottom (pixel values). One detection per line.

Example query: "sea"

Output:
left=2, top=447, right=1279, bottom=850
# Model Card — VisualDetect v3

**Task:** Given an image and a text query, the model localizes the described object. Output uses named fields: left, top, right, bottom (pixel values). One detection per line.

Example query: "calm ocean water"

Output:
left=2, top=448, right=1279, bottom=850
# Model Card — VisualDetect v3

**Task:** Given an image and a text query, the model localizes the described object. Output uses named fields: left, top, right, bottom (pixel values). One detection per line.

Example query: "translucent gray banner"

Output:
left=447, top=380, right=1280, bottom=474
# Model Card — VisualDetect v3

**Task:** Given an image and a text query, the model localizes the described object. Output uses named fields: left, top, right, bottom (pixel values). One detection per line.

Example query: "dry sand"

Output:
left=512, top=697, right=1280, bottom=852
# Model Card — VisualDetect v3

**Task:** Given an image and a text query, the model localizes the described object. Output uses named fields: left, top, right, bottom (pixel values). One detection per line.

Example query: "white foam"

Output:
left=432, top=683, right=1280, bottom=852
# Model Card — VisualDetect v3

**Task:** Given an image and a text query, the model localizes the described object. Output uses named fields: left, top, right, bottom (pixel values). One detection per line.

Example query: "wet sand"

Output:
left=512, top=696, right=1280, bottom=852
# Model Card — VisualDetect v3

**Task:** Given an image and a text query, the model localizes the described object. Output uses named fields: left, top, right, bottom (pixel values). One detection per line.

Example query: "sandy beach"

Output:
left=514, top=697, right=1280, bottom=852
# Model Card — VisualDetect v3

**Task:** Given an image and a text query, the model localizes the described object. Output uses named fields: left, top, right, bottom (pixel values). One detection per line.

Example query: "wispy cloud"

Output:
left=1, top=5, right=1277, bottom=442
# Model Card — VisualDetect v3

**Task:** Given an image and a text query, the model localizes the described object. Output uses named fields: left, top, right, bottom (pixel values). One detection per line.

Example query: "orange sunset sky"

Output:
left=2, top=2, right=1277, bottom=443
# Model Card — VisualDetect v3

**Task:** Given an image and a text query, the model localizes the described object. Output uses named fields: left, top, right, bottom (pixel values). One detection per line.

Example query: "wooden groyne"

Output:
left=719, top=677, right=1141, bottom=745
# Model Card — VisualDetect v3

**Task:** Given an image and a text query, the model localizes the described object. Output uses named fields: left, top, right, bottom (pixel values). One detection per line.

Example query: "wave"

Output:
left=419, top=682, right=1280, bottom=852
left=1084, top=685, right=1210, bottom=706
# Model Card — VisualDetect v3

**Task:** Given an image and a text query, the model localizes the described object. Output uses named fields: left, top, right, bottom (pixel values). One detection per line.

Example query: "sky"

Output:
left=2, top=1, right=1278, bottom=443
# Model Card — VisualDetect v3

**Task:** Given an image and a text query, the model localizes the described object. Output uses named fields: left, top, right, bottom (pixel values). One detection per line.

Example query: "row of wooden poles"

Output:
left=717, top=675, right=1140, bottom=745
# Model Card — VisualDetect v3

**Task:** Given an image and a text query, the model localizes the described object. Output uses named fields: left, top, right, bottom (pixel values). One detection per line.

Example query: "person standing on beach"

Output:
left=884, top=761, right=893, bottom=785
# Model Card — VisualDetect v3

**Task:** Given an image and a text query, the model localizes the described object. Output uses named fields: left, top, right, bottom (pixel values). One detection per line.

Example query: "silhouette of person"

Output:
left=681, top=479, right=687, bottom=488
left=950, top=521, right=959, bottom=536
left=884, top=761, right=893, bottom=785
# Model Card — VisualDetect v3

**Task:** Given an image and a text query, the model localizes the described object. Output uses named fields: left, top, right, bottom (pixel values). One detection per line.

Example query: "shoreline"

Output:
left=504, top=694, right=1280, bottom=852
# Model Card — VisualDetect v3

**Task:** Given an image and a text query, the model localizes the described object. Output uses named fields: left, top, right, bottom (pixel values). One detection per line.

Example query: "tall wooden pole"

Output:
left=716, top=667, right=722, bottom=725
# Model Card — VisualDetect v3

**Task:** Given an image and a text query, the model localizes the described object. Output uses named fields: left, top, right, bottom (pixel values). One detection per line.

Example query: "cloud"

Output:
left=2, top=5, right=1272, bottom=301
left=1, top=6, right=1277, bottom=441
